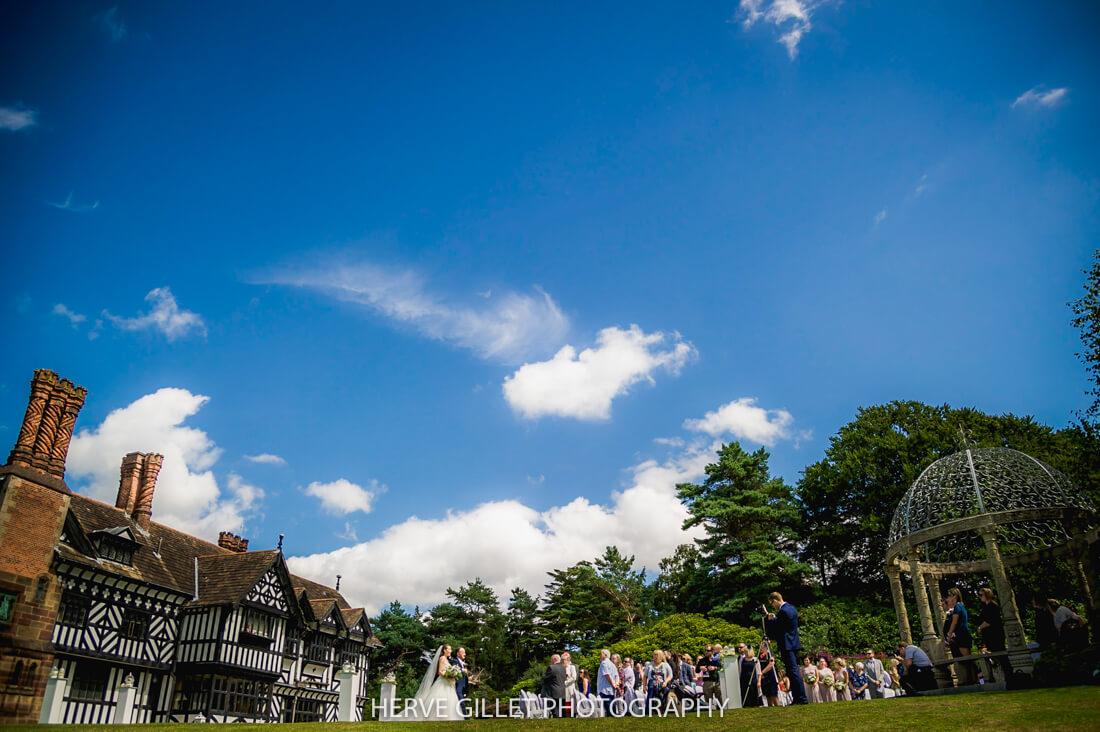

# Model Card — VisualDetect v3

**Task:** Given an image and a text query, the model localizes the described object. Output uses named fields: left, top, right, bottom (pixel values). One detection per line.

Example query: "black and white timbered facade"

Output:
left=39, top=489, right=378, bottom=724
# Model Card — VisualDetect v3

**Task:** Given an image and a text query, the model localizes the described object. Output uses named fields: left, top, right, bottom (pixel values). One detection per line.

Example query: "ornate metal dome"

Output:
left=888, top=447, right=1098, bottom=564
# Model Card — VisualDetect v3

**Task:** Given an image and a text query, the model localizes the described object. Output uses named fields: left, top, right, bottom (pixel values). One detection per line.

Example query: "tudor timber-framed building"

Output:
left=0, top=370, right=380, bottom=724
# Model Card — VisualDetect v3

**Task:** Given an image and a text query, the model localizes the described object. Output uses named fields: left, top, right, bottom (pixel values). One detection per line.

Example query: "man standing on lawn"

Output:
left=765, top=591, right=809, bottom=705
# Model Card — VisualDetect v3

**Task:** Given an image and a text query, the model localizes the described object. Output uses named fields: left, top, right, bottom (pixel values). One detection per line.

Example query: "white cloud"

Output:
left=502, top=325, right=696, bottom=421
left=737, top=0, right=830, bottom=59
left=67, top=388, right=261, bottom=539
left=1012, top=86, right=1068, bottom=109
left=683, top=397, right=796, bottom=446
left=912, top=174, right=929, bottom=198
left=244, top=453, right=287, bottom=466
left=287, top=442, right=715, bottom=614
left=873, top=208, right=887, bottom=227
left=104, top=287, right=207, bottom=341
left=306, top=478, right=378, bottom=515
left=53, top=303, right=87, bottom=326
left=260, top=261, right=569, bottom=364
left=0, top=106, right=37, bottom=132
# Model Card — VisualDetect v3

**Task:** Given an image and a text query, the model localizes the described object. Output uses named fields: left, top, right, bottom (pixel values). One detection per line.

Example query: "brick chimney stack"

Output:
left=114, top=452, right=164, bottom=531
left=217, top=532, right=249, bottom=553
left=6, top=369, right=87, bottom=479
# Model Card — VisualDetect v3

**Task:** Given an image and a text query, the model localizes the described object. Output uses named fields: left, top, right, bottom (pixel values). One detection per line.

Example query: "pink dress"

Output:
left=818, top=668, right=837, bottom=702
left=836, top=668, right=852, bottom=701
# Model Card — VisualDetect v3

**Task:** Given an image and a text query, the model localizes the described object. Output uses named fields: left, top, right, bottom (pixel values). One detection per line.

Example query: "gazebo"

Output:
left=884, top=446, right=1099, bottom=681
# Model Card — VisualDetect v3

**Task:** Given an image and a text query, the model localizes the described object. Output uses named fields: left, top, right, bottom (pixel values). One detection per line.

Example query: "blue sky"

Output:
left=2, top=1, right=1097, bottom=612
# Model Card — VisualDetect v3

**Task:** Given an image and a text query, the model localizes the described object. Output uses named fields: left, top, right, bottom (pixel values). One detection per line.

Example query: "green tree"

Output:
left=1071, top=248, right=1100, bottom=423
left=796, top=599, right=901, bottom=656
left=677, top=442, right=810, bottom=623
left=427, top=579, right=508, bottom=690
left=369, top=601, right=431, bottom=699
left=651, top=543, right=706, bottom=616
left=798, top=401, right=1098, bottom=601
left=505, top=587, right=545, bottom=675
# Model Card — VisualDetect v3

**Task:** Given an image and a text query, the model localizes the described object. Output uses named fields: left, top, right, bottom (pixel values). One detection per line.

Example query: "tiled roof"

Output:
left=195, top=550, right=280, bottom=606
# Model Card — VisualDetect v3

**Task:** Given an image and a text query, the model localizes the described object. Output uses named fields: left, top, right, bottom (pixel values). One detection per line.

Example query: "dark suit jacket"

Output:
left=451, top=656, right=468, bottom=698
left=765, top=602, right=803, bottom=653
left=541, top=662, right=567, bottom=700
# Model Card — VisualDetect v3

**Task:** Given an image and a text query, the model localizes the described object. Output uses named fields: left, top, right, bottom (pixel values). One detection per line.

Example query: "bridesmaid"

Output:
left=817, top=657, right=837, bottom=702
left=802, top=655, right=820, bottom=702
left=834, top=658, right=852, bottom=701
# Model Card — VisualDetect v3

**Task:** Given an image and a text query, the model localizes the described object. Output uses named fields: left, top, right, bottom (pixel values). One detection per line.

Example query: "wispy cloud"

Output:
left=873, top=208, right=887, bottom=227
left=260, top=260, right=570, bottom=364
left=736, top=0, right=831, bottom=59
left=502, top=325, right=696, bottom=421
left=52, top=303, right=87, bottom=327
left=0, top=105, right=37, bottom=132
left=47, top=191, right=100, bottom=213
left=104, top=287, right=207, bottom=341
left=99, top=6, right=127, bottom=42
left=912, top=174, right=929, bottom=198
left=1012, top=86, right=1068, bottom=109
left=244, top=453, right=287, bottom=466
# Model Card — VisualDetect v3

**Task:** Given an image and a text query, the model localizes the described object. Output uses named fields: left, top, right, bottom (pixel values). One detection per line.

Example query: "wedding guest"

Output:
left=849, top=662, right=869, bottom=699
left=619, top=657, right=636, bottom=706
left=597, top=649, right=619, bottom=715
left=816, top=657, right=836, bottom=703
left=945, top=587, right=976, bottom=685
left=541, top=654, right=567, bottom=717
left=864, top=648, right=886, bottom=699
left=578, top=669, right=591, bottom=697
left=645, top=650, right=672, bottom=713
left=760, top=641, right=781, bottom=707
left=886, top=658, right=902, bottom=697
left=777, top=669, right=792, bottom=706
left=679, top=652, right=694, bottom=686
left=834, top=658, right=852, bottom=702
left=896, top=643, right=936, bottom=695
left=562, top=652, right=578, bottom=694
left=633, top=661, right=645, bottom=694
left=1030, top=596, right=1058, bottom=650
left=702, top=646, right=723, bottom=707
left=1047, top=598, right=1087, bottom=645
left=737, top=643, right=761, bottom=707
left=976, top=587, right=1013, bottom=680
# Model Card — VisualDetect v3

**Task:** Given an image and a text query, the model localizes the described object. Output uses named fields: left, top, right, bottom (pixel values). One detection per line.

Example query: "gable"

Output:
left=244, top=564, right=290, bottom=613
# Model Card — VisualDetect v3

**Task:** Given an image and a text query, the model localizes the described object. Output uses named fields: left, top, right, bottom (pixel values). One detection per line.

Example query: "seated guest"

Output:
left=885, top=658, right=902, bottom=697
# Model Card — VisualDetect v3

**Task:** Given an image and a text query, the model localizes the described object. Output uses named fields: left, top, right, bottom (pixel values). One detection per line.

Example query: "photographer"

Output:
left=764, top=592, right=809, bottom=705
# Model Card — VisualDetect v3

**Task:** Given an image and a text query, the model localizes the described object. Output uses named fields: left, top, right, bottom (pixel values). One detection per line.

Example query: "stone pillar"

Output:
left=47, top=385, right=87, bottom=478
left=378, top=677, right=396, bottom=721
left=112, top=673, right=137, bottom=724
left=927, top=575, right=945, bottom=640
left=886, top=565, right=911, bottom=645
left=910, top=552, right=950, bottom=688
left=336, top=662, right=359, bottom=722
left=979, top=527, right=1032, bottom=674
left=720, top=654, right=741, bottom=709
left=9, top=370, right=56, bottom=467
left=38, top=665, right=67, bottom=724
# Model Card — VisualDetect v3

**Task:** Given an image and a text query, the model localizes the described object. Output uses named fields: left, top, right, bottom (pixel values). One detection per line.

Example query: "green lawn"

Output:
left=22, top=687, right=1100, bottom=732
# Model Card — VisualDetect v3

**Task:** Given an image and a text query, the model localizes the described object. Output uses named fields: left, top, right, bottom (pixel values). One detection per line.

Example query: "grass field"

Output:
left=21, top=687, right=1100, bottom=732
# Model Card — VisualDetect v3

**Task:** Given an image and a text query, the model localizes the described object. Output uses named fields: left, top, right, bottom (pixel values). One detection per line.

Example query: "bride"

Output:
left=405, top=644, right=464, bottom=721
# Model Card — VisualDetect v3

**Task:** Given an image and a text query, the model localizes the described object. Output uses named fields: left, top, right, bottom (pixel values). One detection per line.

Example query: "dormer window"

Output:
left=238, top=607, right=276, bottom=648
left=90, top=527, right=140, bottom=566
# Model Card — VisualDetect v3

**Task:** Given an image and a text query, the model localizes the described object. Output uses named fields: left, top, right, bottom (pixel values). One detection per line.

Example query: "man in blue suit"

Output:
left=452, top=647, right=469, bottom=715
left=765, top=591, right=809, bottom=705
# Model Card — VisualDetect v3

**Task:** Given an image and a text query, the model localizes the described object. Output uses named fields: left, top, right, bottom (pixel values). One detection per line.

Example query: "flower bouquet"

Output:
left=804, top=669, right=817, bottom=685
left=833, top=680, right=846, bottom=692
left=443, top=665, right=464, bottom=681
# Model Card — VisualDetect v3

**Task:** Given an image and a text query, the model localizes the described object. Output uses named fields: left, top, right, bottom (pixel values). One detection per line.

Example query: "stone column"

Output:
left=378, top=677, right=396, bottom=721
left=911, top=551, right=949, bottom=688
left=336, top=663, right=360, bottom=722
left=9, top=370, right=55, bottom=467
left=720, top=654, right=741, bottom=709
left=927, top=575, right=944, bottom=640
left=47, top=385, right=87, bottom=478
left=38, top=665, right=67, bottom=724
left=112, top=673, right=137, bottom=724
left=886, top=565, right=911, bottom=645
left=979, top=527, right=1032, bottom=674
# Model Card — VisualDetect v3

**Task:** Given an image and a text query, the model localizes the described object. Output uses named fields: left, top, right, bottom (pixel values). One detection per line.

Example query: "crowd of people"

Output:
left=533, top=587, right=1089, bottom=715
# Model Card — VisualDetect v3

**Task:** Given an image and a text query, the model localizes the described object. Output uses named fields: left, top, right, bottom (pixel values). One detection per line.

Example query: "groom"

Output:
left=451, top=647, right=469, bottom=712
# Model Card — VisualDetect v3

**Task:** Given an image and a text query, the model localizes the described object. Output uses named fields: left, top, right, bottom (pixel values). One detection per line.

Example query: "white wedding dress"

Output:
left=406, top=647, right=464, bottom=722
